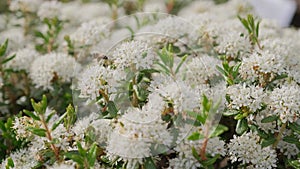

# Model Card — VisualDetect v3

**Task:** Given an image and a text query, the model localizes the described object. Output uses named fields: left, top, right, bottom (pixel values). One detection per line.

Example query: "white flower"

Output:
left=268, top=83, right=300, bottom=123
left=5, top=48, right=39, bottom=72
left=69, top=17, right=111, bottom=48
left=47, top=163, right=75, bottom=169
left=112, top=40, right=156, bottom=70
left=1, top=148, right=38, bottom=169
left=29, top=52, right=81, bottom=90
left=168, top=157, right=200, bottom=169
left=91, top=118, right=112, bottom=146
left=227, top=84, right=266, bottom=112
left=0, top=28, right=26, bottom=52
left=72, top=112, right=99, bottom=141
left=150, top=75, right=200, bottom=114
left=77, top=62, right=121, bottom=101
left=181, top=55, right=221, bottom=85
left=240, top=50, right=287, bottom=83
left=228, top=132, right=277, bottom=169
left=37, top=1, right=62, bottom=20
left=60, top=2, right=110, bottom=25
left=277, top=140, right=299, bottom=159
left=9, top=0, right=42, bottom=13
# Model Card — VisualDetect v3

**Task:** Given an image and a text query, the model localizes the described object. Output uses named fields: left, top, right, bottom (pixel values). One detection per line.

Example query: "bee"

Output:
left=90, top=52, right=112, bottom=67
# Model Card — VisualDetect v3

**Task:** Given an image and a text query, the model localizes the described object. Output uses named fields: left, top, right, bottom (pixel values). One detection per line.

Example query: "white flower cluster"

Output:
left=268, top=83, right=300, bottom=123
left=5, top=47, right=39, bottom=72
left=227, top=84, right=266, bottom=112
left=228, top=132, right=277, bottom=169
left=37, top=1, right=62, bottom=20
left=1, top=0, right=300, bottom=168
left=29, top=52, right=80, bottom=90
left=9, top=0, right=42, bottom=13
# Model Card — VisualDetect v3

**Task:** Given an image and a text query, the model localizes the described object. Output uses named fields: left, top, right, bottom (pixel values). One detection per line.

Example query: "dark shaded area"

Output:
left=291, top=12, right=300, bottom=27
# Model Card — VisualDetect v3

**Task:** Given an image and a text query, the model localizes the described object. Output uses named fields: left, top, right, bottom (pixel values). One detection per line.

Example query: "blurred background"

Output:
left=0, top=0, right=299, bottom=27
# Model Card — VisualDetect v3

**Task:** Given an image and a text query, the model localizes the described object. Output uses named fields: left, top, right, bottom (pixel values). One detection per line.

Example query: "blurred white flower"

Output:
left=37, top=1, right=62, bottom=20
left=5, top=47, right=39, bottom=72
left=29, top=52, right=81, bottom=90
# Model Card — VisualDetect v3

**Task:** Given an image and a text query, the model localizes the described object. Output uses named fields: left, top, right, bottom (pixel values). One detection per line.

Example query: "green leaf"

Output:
left=76, top=141, right=86, bottom=156
left=0, top=39, right=8, bottom=56
left=192, top=147, right=201, bottom=161
left=34, top=31, right=48, bottom=42
left=107, top=101, right=118, bottom=118
left=216, top=65, right=227, bottom=77
left=201, top=154, right=220, bottom=166
left=261, top=137, right=276, bottom=148
left=209, top=124, right=228, bottom=138
left=5, top=157, right=14, bottom=169
left=289, top=123, right=300, bottom=135
left=175, top=54, right=187, bottom=74
left=223, top=110, right=239, bottom=116
left=64, top=104, right=76, bottom=131
left=144, top=157, right=156, bottom=169
left=283, top=135, right=299, bottom=145
left=261, top=115, right=278, bottom=123
left=27, top=127, right=46, bottom=137
left=2, top=54, right=15, bottom=64
left=64, top=152, right=83, bottom=165
left=31, top=95, right=47, bottom=115
left=46, top=110, right=56, bottom=123
left=289, top=159, right=300, bottom=169
left=23, top=110, right=40, bottom=121
left=236, top=118, right=248, bottom=135
left=51, top=112, right=67, bottom=131
left=188, top=132, right=204, bottom=141
left=87, top=143, right=97, bottom=166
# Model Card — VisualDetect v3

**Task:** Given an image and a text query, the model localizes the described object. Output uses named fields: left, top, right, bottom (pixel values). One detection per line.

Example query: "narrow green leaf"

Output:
left=88, top=143, right=97, bottom=166
left=209, top=124, right=228, bottom=138
left=261, top=137, right=276, bottom=148
left=46, top=110, right=56, bottom=123
left=76, top=141, right=86, bottom=156
left=23, top=110, right=40, bottom=121
left=107, top=101, right=118, bottom=118
left=289, top=123, right=300, bottom=135
left=175, top=54, right=187, bottom=74
left=192, top=147, right=201, bottom=161
left=51, top=112, right=67, bottom=131
left=144, top=157, right=156, bottom=169
left=289, top=159, right=300, bottom=169
left=188, top=132, right=204, bottom=141
left=223, top=110, right=239, bottom=116
left=236, top=118, right=248, bottom=135
left=0, top=39, right=8, bottom=56
left=2, top=54, right=15, bottom=64
left=261, top=115, right=278, bottom=123
left=27, top=127, right=46, bottom=137
left=201, top=154, right=220, bottom=166
left=283, top=135, right=299, bottom=145
left=64, top=152, right=84, bottom=165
